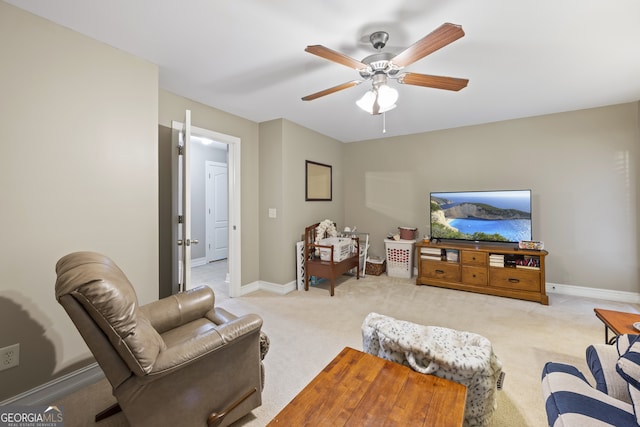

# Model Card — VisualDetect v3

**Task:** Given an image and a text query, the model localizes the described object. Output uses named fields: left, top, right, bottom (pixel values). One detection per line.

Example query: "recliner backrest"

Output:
left=55, top=251, right=166, bottom=376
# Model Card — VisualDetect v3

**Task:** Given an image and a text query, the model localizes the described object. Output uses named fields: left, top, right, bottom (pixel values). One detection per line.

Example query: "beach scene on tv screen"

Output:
left=430, top=191, right=532, bottom=243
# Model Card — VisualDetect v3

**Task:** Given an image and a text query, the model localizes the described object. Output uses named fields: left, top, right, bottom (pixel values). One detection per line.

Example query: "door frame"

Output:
left=171, top=121, right=242, bottom=298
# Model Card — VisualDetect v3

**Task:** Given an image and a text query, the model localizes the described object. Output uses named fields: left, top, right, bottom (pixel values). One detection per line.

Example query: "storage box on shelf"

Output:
left=416, top=241, right=548, bottom=304
left=318, top=237, right=354, bottom=262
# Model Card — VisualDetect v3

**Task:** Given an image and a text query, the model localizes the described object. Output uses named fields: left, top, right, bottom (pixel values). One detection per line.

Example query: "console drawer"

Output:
left=421, top=260, right=461, bottom=282
left=461, top=250, right=487, bottom=267
left=462, top=266, right=487, bottom=286
left=490, top=268, right=540, bottom=292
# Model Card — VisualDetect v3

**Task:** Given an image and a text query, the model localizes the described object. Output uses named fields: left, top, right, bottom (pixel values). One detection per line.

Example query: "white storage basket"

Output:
left=384, top=239, right=415, bottom=278
left=318, top=237, right=353, bottom=262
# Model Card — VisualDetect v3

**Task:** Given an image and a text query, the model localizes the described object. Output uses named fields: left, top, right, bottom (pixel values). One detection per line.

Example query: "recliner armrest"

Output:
left=215, top=313, right=263, bottom=343
left=206, top=307, right=238, bottom=325
left=149, top=313, right=263, bottom=375
left=141, top=286, right=215, bottom=333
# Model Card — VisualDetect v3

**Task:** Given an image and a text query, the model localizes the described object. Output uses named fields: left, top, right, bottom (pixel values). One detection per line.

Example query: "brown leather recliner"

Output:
left=55, top=251, right=268, bottom=427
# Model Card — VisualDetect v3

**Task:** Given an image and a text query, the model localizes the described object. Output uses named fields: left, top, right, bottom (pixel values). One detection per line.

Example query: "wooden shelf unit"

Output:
left=416, top=241, right=549, bottom=305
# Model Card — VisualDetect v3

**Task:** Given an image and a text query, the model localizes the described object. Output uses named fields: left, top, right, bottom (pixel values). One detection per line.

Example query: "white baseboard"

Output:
left=250, top=278, right=640, bottom=304
left=232, top=280, right=297, bottom=296
left=258, top=280, right=296, bottom=295
left=0, top=363, right=104, bottom=406
left=237, top=280, right=259, bottom=295
left=547, top=282, right=640, bottom=303
left=191, top=257, right=207, bottom=267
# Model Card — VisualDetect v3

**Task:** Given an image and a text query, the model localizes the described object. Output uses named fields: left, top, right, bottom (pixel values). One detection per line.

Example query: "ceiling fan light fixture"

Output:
left=356, top=90, right=375, bottom=112
left=377, top=84, right=398, bottom=108
left=356, top=83, right=398, bottom=115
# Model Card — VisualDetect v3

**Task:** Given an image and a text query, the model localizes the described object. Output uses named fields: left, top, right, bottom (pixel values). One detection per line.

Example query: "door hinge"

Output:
left=178, top=215, right=183, bottom=224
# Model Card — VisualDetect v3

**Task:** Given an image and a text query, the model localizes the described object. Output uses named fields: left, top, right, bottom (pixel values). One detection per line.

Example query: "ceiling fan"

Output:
left=302, top=23, right=469, bottom=115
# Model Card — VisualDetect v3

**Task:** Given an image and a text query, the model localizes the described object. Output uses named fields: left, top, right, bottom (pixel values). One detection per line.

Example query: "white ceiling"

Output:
left=7, top=0, right=640, bottom=143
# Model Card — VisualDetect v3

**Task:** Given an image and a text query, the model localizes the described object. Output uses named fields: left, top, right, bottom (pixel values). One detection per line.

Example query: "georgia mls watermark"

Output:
left=0, top=406, right=63, bottom=427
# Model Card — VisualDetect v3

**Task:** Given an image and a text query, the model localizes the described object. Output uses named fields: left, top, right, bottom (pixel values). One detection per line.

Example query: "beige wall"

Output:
left=344, top=103, right=640, bottom=292
left=0, top=2, right=159, bottom=400
left=259, top=119, right=345, bottom=284
left=158, top=90, right=261, bottom=286
left=258, top=120, right=285, bottom=284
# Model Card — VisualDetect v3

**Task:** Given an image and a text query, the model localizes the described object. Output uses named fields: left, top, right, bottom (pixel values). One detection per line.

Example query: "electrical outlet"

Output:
left=0, top=343, right=20, bottom=371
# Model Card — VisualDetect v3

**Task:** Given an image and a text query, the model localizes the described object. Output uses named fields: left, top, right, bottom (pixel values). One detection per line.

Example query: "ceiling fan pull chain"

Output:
left=382, top=112, right=387, bottom=133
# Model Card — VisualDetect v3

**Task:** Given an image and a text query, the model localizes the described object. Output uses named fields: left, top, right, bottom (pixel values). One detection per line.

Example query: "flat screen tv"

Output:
left=430, top=190, right=532, bottom=243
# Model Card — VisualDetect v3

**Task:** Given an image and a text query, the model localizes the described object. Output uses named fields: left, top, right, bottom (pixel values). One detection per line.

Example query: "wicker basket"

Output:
left=365, top=259, right=386, bottom=276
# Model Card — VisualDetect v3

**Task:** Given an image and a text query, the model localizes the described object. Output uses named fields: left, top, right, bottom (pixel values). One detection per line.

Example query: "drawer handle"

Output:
left=435, top=269, right=445, bottom=274
left=508, top=278, right=520, bottom=283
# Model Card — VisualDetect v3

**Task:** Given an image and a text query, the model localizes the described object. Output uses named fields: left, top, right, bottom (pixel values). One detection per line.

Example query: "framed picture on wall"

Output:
left=305, top=160, right=332, bottom=201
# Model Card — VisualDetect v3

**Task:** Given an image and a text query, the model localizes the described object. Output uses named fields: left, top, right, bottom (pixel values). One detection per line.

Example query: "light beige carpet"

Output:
left=54, top=274, right=639, bottom=426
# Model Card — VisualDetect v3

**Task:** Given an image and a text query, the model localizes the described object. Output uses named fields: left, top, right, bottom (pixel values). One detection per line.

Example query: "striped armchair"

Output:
left=542, top=334, right=640, bottom=426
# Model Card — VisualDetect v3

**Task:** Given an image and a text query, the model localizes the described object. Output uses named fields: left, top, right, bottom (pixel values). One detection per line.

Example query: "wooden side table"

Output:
left=594, top=308, right=640, bottom=344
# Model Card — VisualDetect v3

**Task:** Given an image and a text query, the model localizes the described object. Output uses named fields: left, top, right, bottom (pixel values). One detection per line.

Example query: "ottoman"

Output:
left=362, top=312, right=503, bottom=427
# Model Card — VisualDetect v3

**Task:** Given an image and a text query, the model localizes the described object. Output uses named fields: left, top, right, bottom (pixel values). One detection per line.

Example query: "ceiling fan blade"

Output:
left=301, top=80, right=362, bottom=101
left=398, top=72, right=469, bottom=91
left=305, top=45, right=368, bottom=70
left=391, top=23, right=465, bottom=69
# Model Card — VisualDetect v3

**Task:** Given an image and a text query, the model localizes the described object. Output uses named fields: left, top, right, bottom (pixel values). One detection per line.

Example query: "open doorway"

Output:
left=190, top=137, right=230, bottom=297
left=189, top=126, right=240, bottom=297
left=190, top=137, right=229, bottom=298
left=163, top=114, right=241, bottom=299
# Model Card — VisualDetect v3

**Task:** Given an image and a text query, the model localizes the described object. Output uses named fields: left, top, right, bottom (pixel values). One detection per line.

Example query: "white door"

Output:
left=175, top=110, right=195, bottom=292
left=206, top=162, right=228, bottom=261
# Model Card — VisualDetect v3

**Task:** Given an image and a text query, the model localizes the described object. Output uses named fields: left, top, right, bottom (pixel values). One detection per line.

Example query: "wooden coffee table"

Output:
left=267, top=346, right=467, bottom=427
left=594, top=308, right=640, bottom=344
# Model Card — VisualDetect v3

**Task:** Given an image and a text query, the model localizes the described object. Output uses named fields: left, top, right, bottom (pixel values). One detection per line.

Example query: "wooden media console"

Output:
left=416, top=241, right=549, bottom=305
